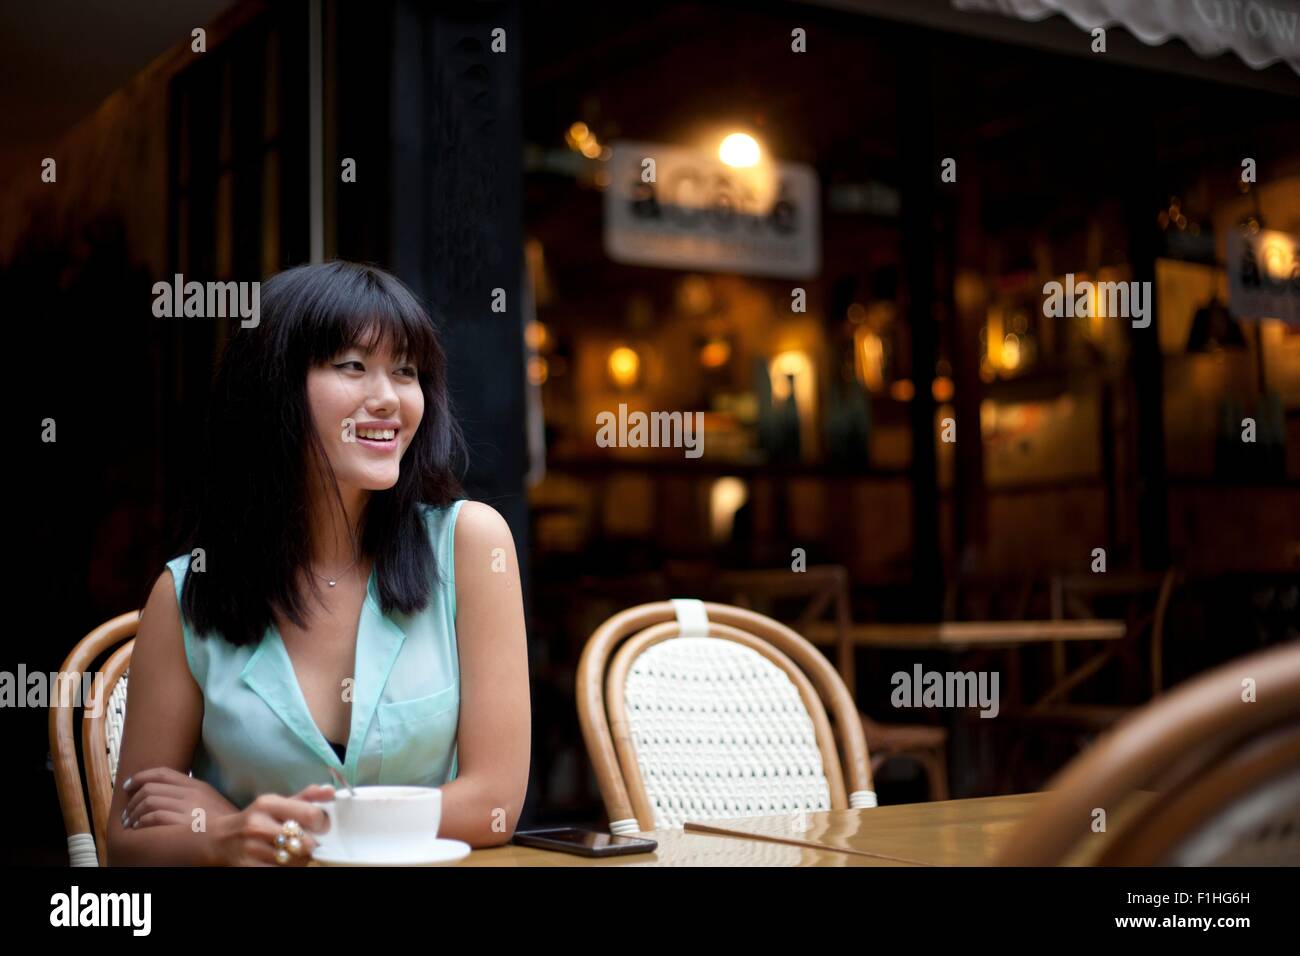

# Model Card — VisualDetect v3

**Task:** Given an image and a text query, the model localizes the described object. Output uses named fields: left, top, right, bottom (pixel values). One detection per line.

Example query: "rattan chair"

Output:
left=577, top=598, right=875, bottom=835
left=710, top=566, right=949, bottom=800
left=49, top=611, right=137, bottom=866
left=998, top=640, right=1300, bottom=865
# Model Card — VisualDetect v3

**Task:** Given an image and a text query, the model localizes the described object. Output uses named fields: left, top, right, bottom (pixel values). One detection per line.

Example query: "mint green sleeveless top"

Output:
left=166, top=500, right=465, bottom=808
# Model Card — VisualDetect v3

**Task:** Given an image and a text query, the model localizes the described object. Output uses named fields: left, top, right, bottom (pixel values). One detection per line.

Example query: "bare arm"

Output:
left=105, top=569, right=217, bottom=865
left=434, top=501, right=531, bottom=847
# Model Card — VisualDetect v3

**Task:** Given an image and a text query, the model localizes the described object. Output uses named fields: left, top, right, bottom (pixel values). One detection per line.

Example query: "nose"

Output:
left=363, top=369, right=400, bottom=417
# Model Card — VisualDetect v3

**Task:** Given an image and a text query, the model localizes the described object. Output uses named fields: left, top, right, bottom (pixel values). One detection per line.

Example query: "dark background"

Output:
left=2, top=0, right=1297, bottom=863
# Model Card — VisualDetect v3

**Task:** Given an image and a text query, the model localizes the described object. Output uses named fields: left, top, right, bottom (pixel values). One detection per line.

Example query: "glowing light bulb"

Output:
left=719, top=133, right=760, bottom=168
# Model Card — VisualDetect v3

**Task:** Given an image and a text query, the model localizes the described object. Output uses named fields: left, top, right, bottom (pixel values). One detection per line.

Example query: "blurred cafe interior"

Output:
left=2, top=0, right=1298, bottom=863
left=518, top=1, right=1300, bottom=817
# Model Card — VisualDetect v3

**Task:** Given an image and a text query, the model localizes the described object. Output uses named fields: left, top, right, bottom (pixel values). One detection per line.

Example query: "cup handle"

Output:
left=313, top=800, right=337, bottom=854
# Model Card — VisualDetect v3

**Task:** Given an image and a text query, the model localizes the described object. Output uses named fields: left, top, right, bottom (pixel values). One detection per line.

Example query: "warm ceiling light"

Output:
left=607, top=346, right=641, bottom=388
left=699, top=338, right=731, bottom=368
left=1002, top=333, right=1022, bottom=371
left=1258, top=230, right=1296, bottom=280
left=719, top=133, right=760, bottom=168
left=889, top=379, right=915, bottom=402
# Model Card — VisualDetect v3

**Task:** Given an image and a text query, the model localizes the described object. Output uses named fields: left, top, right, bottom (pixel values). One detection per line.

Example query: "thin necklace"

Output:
left=310, top=553, right=361, bottom=588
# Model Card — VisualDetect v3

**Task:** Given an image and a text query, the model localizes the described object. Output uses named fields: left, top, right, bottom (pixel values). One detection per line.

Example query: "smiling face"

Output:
left=305, top=339, right=425, bottom=493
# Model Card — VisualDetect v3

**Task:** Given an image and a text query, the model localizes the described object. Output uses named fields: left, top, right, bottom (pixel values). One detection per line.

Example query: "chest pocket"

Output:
left=376, top=682, right=460, bottom=786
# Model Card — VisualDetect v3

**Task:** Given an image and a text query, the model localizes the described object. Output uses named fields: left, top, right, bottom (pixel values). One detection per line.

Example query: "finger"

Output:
left=240, top=839, right=280, bottom=867
left=256, top=795, right=331, bottom=834
left=134, top=809, right=189, bottom=828
left=290, top=783, right=336, bottom=802
left=238, top=814, right=288, bottom=866
left=125, top=783, right=189, bottom=819
left=126, top=797, right=187, bottom=828
left=123, top=767, right=187, bottom=792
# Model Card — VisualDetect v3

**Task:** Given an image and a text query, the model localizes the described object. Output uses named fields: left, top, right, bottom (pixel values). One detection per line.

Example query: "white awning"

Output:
left=953, top=0, right=1300, bottom=75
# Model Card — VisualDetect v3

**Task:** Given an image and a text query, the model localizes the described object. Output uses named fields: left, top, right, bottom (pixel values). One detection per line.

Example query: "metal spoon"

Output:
left=327, top=764, right=354, bottom=797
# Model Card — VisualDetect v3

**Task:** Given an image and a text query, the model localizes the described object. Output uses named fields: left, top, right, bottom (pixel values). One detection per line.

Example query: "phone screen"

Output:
left=512, top=827, right=655, bottom=853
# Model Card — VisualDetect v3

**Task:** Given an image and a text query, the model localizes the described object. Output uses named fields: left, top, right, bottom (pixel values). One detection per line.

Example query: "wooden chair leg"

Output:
left=917, top=748, right=949, bottom=802
left=870, top=747, right=950, bottom=802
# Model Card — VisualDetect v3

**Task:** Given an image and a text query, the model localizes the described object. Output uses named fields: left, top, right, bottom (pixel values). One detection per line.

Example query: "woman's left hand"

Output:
left=123, top=767, right=240, bottom=830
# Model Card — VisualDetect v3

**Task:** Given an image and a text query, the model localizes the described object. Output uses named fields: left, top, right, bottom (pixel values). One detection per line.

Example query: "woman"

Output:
left=107, top=261, right=530, bottom=865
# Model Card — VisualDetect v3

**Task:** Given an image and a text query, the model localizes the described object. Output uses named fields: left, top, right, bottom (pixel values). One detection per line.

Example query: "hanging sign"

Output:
left=603, top=139, right=820, bottom=279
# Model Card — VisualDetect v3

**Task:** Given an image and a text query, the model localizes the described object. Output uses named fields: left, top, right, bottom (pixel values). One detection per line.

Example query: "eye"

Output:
left=396, top=365, right=418, bottom=378
left=333, top=360, right=364, bottom=372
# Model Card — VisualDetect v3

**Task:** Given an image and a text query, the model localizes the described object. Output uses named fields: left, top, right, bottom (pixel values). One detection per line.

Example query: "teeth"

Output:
left=357, top=428, right=395, bottom=440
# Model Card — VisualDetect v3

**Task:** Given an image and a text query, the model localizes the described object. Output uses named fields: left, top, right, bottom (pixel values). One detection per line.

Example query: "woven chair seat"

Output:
left=626, top=637, right=832, bottom=828
left=106, top=671, right=129, bottom=786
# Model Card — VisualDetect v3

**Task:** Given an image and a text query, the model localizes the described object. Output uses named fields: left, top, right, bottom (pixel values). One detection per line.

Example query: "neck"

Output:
left=307, top=481, right=368, bottom=570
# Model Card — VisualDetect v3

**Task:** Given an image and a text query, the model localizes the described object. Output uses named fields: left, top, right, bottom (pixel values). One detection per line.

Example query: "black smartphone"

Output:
left=511, top=827, right=658, bottom=857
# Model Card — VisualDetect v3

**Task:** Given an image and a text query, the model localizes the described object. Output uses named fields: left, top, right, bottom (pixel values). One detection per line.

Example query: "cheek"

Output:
left=307, top=375, right=351, bottom=430
left=404, top=387, right=426, bottom=428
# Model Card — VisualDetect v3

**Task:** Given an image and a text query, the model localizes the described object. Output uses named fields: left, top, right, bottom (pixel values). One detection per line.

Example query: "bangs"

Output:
left=296, top=261, right=440, bottom=373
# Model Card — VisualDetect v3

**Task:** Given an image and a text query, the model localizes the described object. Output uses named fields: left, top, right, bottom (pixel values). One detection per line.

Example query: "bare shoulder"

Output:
left=453, top=500, right=515, bottom=552
left=134, top=566, right=193, bottom=685
left=142, top=567, right=183, bottom=635
left=453, top=501, right=519, bottom=598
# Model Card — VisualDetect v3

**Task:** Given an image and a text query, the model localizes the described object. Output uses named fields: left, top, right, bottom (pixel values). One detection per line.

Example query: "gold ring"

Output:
left=273, top=819, right=305, bottom=864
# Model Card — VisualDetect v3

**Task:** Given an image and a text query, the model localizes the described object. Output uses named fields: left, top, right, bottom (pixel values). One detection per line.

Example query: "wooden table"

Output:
left=684, top=792, right=1044, bottom=866
left=458, top=792, right=1045, bottom=867
left=458, top=826, right=878, bottom=867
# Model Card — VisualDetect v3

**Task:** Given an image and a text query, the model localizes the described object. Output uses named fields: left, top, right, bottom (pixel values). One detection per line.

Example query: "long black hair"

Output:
left=176, top=260, right=466, bottom=647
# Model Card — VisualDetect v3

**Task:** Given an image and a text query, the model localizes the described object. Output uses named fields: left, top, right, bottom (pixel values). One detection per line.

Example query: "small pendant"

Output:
left=328, top=579, right=337, bottom=587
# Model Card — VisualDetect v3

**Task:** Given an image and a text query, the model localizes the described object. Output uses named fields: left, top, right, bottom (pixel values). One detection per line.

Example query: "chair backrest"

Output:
left=1050, top=567, right=1178, bottom=696
left=997, top=640, right=1300, bottom=865
left=577, top=599, right=874, bottom=834
left=49, top=611, right=138, bottom=867
left=709, top=565, right=856, bottom=695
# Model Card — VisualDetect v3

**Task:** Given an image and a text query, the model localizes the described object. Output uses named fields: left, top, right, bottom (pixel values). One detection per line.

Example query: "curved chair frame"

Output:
left=49, top=611, right=139, bottom=866
left=578, top=600, right=874, bottom=834
left=998, top=641, right=1300, bottom=865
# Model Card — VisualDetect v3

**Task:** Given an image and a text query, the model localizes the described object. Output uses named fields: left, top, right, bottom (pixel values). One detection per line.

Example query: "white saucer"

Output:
left=312, top=838, right=471, bottom=867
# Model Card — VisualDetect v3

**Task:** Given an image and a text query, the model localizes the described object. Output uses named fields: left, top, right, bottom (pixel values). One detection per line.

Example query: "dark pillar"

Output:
left=950, top=141, right=988, bottom=572
left=384, top=0, right=530, bottom=594
left=899, top=35, right=943, bottom=614
left=1123, top=118, right=1169, bottom=571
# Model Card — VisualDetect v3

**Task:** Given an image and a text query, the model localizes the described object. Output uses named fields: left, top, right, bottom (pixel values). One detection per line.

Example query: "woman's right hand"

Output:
left=206, top=784, right=335, bottom=866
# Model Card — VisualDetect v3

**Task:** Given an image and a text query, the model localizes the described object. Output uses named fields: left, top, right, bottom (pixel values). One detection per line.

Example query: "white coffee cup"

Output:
left=313, top=786, right=443, bottom=862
